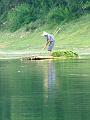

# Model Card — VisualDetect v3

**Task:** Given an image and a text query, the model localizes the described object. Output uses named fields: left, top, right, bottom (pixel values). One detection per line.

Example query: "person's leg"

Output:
left=48, top=50, right=52, bottom=56
left=48, top=42, right=55, bottom=56
left=48, top=42, right=54, bottom=51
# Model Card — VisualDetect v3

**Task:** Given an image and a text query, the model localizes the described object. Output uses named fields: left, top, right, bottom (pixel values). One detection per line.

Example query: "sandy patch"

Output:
left=0, top=44, right=7, bottom=48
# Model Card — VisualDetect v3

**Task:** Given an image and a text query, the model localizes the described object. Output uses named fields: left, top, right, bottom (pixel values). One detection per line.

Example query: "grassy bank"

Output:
left=0, top=14, right=90, bottom=55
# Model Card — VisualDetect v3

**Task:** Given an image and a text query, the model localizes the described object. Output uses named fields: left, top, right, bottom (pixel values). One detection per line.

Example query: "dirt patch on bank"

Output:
left=0, top=44, right=7, bottom=49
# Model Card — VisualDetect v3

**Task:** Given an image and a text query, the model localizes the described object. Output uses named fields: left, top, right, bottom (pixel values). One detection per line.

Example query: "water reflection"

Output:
left=44, top=60, right=56, bottom=95
left=0, top=59, right=90, bottom=120
left=48, top=61, right=56, bottom=88
left=0, top=61, right=11, bottom=120
left=43, top=60, right=57, bottom=120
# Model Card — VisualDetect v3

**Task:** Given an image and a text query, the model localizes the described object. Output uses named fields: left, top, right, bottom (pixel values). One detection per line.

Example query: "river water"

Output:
left=0, top=58, right=90, bottom=120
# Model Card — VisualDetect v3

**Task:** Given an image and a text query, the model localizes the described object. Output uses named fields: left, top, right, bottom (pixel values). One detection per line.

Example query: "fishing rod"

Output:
left=53, top=26, right=61, bottom=36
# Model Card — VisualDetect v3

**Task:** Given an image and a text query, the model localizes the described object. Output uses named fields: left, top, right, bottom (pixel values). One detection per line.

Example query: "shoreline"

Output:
left=0, top=49, right=90, bottom=60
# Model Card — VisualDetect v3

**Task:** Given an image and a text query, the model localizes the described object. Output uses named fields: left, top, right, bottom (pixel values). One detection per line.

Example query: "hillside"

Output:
left=0, top=13, right=90, bottom=56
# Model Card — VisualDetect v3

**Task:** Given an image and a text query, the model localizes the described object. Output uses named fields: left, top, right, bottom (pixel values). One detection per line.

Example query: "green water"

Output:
left=0, top=58, right=90, bottom=120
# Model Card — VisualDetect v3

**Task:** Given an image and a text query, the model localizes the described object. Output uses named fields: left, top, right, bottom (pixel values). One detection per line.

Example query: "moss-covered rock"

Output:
left=52, top=50, right=79, bottom=58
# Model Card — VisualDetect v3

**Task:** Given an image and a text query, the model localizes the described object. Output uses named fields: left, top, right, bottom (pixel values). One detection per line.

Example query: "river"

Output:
left=0, top=58, right=90, bottom=120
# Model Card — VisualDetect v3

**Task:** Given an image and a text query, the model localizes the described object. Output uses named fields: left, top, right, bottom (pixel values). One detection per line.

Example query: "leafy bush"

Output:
left=47, top=6, right=71, bottom=24
left=25, top=23, right=37, bottom=32
left=25, top=19, right=44, bottom=32
left=83, top=1, right=90, bottom=12
left=7, top=4, right=36, bottom=32
left=52, top=50, right=78, bottom=58
left=0, top=0, right=89, bottom=31
left=0, top=12, right=7, bottom=29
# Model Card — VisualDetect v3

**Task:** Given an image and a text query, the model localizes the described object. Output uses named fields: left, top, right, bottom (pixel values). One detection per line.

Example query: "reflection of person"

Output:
left=42, top=32, right=55, bottom=53
left=44, top=60, right=56, bottom=101
left=48, top=61, right=55, bottom=87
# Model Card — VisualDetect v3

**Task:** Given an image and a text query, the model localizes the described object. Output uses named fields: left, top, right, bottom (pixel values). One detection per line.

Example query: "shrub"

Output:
left=52, top=50, right=78, bottom=58
left=25, top=19, right=43, bottom=32
left=7, top=4, right=36, bottom=32
left=83, top=1, right=90, bottom=12
left=47, top=6, right=71, bottom=24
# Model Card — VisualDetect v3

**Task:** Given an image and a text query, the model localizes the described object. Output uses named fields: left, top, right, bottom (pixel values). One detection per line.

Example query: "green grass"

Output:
left=52, top=50, right=78, bottom=58
left=58, top=14, right=90, bottom=48
left=0, top=14, right=90, bottom=54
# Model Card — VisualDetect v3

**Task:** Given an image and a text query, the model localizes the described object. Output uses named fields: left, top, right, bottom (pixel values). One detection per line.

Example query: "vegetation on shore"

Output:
left=0, top=13, right=90, bottom=52
left=0, top=0, right=90, bottom=56
left=52, top=50, right=78, bottom=58
left=0, top=0, right=90, bottom=32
